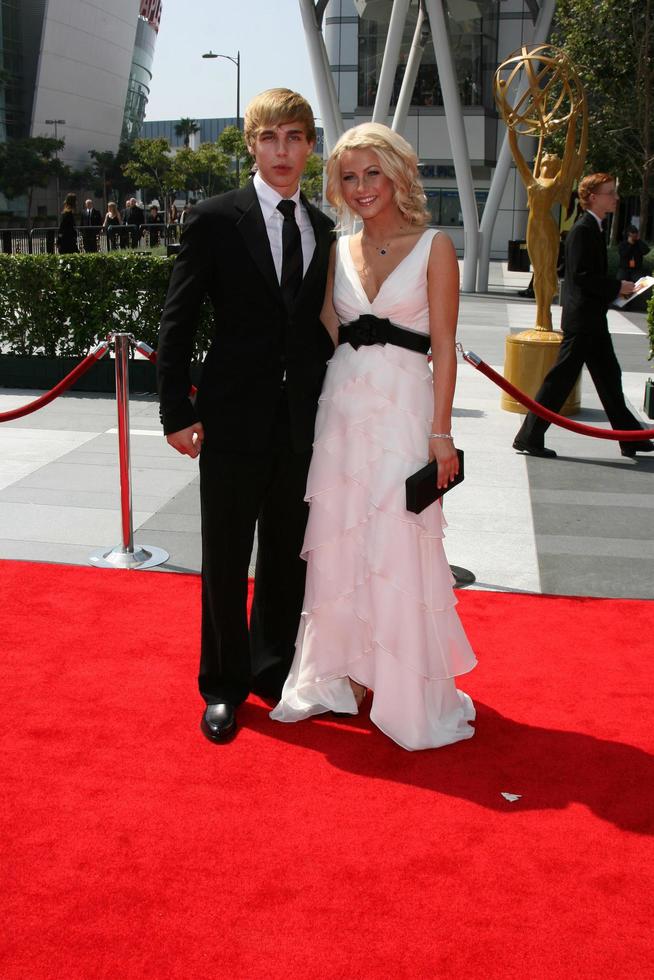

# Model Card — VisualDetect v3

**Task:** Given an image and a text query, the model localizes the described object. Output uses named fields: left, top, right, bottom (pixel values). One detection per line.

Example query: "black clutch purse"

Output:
left=405, top=449, right=464, bottom=514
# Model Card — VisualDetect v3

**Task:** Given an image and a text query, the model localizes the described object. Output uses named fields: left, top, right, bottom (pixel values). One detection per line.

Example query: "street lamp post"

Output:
left=202, top=50, right=241, bottom=185
left=45, top=118, right=66, bottom=215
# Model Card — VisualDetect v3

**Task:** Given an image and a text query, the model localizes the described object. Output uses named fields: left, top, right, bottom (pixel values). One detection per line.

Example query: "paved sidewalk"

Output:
left=1, top=268, right=652, bottom=598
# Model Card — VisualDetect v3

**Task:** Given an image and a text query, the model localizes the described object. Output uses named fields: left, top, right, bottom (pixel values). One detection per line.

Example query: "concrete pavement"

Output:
left=1, top=262, right=652, bottom=598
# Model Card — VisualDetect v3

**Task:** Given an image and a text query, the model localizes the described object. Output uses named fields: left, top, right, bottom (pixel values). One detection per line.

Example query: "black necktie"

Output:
left=277, top=199, right=302, bottom=310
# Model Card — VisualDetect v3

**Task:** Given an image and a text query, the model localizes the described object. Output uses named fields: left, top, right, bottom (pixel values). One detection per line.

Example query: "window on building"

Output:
left=424, top=188, right=489, bottom=226
left=1, top=0, right=28, bottom=140
left=358, top=0, right=498, bottom=112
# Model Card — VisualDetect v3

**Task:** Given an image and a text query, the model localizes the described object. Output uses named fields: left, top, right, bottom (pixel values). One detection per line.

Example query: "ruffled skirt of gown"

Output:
left=270, top=341, right=477, bottom=751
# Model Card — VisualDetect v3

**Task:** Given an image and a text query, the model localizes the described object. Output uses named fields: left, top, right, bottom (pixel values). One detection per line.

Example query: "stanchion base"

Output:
left=89, top=544, right=169, bottom=570
left=450, top=565, right=475, bottom=587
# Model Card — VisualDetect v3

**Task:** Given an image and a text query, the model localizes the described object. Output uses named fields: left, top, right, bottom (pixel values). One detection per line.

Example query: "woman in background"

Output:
left=57, top=193, right=78, bottom=254
left=103, top=201, right=122, bottom=250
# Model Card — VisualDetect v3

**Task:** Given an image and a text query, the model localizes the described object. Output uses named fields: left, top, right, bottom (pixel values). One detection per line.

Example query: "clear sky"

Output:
left=144, top=0, right=320, bottom=123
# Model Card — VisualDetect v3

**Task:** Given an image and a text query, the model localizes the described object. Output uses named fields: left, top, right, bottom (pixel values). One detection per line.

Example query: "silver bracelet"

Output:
left=429, top=432, right=453, bottom=440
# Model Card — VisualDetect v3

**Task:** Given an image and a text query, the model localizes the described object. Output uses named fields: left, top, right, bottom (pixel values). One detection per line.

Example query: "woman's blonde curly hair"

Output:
left=326, top=123, right=429, bottom=226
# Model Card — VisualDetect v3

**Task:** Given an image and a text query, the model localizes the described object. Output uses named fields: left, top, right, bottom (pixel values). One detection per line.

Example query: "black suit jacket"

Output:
left=123, top=206, right=145, bottom=227
left=561, top=211, right=621, bottom=335
left=80, top=208, right=102, bottom=227
left=157, top=181, right=335, bottom=452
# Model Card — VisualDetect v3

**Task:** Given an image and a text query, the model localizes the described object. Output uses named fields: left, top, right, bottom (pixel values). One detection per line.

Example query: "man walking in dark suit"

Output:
left=157, top=89, right=334, bottom=743
left=514, top=172, right=654, bottom=459
left=79, top=199, right=102, bottom=252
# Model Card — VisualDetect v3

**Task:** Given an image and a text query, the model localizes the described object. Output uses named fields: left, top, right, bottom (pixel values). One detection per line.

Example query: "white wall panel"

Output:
left=31, top=0, right=140, bottom=168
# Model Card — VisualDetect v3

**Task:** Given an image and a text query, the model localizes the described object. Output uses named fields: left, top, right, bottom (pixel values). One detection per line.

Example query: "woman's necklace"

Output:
left=368, top=239, right=391, bottom=256
left=362, top=228, right=404, bottom=257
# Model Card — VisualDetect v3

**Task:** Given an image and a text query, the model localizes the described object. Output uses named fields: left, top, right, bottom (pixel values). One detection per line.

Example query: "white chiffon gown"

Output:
left=270, top=229, right=477, bottom=750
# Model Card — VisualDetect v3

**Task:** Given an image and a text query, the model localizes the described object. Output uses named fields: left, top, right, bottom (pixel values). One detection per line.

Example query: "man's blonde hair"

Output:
left=244, top=88, right=316, bottom=147
left=325, top=123, right=429, bottom=226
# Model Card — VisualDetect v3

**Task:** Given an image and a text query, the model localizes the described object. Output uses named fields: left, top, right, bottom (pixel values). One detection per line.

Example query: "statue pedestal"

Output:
left=501, top=329, right=581, bottom=415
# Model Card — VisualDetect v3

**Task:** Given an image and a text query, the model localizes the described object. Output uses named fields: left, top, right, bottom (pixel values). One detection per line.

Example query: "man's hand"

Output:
left=620, top=280, right=636, bottom=297
left=166, top=422, right=205, bottom=458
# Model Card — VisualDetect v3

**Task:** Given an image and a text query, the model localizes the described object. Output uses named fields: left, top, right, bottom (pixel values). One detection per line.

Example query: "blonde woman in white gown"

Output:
left=271, top=123, right=476, bottom=750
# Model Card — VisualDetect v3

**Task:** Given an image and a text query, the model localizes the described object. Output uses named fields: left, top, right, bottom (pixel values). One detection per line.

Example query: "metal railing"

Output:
left=0, top=224, right=182, bottom=256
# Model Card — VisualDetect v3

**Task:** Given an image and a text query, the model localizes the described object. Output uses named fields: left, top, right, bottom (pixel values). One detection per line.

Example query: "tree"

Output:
left=89, top=144, right=132, bottom=211
left=553, top=0, right=654, bottom=234
left=174, top=117, right=200, bottom=147
left=121, top=137, right=174, bottom=206
left=301, top=153, right=325, bottom=202
left=67, top=166, right=94, bottom=196
left=217, top=126, right=252, bottom=186
left=169, top=143, right=232, bottom=201
left=0, top=137, right=65, bottom=226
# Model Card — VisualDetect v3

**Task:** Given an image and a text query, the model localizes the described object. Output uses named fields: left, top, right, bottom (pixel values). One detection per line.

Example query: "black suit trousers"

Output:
left=198, top=398, right=311, bottom=705
left=517, top=328, right=643, bottom=450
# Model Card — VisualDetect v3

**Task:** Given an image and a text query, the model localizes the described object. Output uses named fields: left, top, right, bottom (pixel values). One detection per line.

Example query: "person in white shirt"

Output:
left=156, top=89, right=335, bottom=743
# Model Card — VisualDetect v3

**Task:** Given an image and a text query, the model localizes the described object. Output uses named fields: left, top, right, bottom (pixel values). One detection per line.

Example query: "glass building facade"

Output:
left=122, top=15, right=157, bottom=143
left=1, top=0, right=47, bottom=142
left=358, top=0, right=499, bottom=111
left=325, top=0, right=537, bottom=254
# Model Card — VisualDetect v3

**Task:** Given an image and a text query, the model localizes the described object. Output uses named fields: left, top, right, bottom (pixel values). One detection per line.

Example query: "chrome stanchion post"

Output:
left=90, top=332, right=168, bottom=570
left=116, top=331, right=135, bottom=552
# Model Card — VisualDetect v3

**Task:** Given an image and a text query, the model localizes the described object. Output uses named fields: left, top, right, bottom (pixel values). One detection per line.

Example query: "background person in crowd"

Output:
left=271, top=123, right=476, bottom=751
left=168, top=203, right=180, bottom=224
left=103, top=201, right=122, bottom=250
left=79, top=199, right=102, bottom=253
left=146, top=203, right=164, bottom=246
left=157, top=88, right=334, bottom=745
left=618, top=225, right=649, bottom=282
left=513, top=172, right=654, bottom=459
left=179, top=199, right=196, bottom=225
left=57, top=193, right=78, bottom=254
left=123, top=197, right=145, bottom=247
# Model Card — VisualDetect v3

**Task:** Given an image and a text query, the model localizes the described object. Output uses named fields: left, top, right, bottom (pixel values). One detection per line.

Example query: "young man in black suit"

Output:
left=514, top=172, right=654, bottom=459
left=79, top=199, right=102, bottom=252
left=157, top=89, right=334, bottom=743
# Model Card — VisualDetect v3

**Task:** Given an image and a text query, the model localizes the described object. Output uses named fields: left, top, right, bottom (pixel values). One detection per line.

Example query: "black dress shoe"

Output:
left=621, top=439, right=654, bottom=458
left=513, top=437, right=557, bottom=458
left=200, top=702, right=236, bottom=743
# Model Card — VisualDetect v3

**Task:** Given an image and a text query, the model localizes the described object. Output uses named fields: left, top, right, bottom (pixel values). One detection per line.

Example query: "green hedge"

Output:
left=0, top=252, right=213, bottom=358
left=2, top=249, right=652, bottom=363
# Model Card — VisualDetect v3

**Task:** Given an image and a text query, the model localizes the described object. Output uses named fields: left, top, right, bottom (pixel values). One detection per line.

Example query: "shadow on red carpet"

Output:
left=1, top=559, right=652, bottom=979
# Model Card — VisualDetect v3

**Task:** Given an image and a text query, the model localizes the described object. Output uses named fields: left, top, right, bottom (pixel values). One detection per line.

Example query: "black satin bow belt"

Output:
left=338, top=315, right=431, bottom=354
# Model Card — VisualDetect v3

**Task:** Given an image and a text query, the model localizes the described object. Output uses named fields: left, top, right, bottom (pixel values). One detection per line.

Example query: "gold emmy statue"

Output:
left=494, top=44, right=588, bottom=414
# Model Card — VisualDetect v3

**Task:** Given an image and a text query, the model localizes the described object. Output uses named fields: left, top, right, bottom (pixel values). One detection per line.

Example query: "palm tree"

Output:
left=174, top=118, right=200, bottom=148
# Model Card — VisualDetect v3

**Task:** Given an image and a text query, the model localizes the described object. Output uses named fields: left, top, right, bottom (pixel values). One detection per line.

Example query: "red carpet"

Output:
left=1, top=559, right=653, bottom=979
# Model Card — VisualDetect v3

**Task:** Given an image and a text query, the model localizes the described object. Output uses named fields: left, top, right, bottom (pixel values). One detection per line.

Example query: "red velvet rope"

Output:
left=3, top=339, right=648, bottom=439
left=463, top=351, right=654, bottom=441
left=0, top=342, right=110, bottom=423
left=134, top=340, right=197, bottom=397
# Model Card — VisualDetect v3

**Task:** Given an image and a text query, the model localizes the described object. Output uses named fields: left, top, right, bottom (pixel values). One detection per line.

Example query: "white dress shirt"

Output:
left=253, top=171, right=316, bottom=283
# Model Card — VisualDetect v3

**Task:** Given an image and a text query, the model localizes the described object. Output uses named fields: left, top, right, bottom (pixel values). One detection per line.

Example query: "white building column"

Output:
left=297, top=0, right=344, bottom=153
left=423, top=0, right=479, bottom=292
left=371, top=0, right=412, bottom=125
left=392, top=6, right=426, bottom=136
